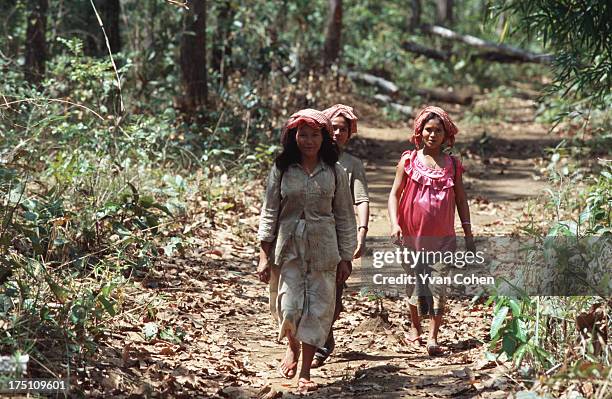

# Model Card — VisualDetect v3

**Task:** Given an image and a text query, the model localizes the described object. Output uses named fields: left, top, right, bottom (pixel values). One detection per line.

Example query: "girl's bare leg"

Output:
left=427, top=313, right=444, bottom=355
left=407, top=303, right=423, bottom=343
left=429, top=313, right=442, bottom=343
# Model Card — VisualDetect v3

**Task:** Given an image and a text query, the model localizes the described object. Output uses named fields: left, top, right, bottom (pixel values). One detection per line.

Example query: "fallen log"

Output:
left=373, top=94, right=413, bottom=116
left=415, top=88, right=473, bottom=105
left=401, top=41, right=451, bottom=61
left=421, top=24, right=553, bottom=64
left=471, top=51, right=543, bottom=64
left=402, top=41, right=543, bottom=65
left=346, top=71, right=399, bottom=96
left=346, top=70, right=472, bottom=105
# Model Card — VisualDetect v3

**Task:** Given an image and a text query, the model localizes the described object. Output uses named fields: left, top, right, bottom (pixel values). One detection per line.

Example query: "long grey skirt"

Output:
left=268, top=220, right=337, bottom=348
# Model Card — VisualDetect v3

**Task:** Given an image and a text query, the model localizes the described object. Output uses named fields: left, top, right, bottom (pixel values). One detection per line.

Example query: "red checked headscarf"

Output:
left=322, top=104, right=358, bottom=136
left=281, top=108, right=333, bottom=145
left=412, top=106, right=458, bottom=148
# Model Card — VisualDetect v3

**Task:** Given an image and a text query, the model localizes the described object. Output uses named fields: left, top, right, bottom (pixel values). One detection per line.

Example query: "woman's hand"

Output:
left=353, top=237, right=366, bottom=259
left=257, top=258, right=271, bottom=283
left=390, top=223, right=402, bottom=245
left=336, top=260, right=351, bottom=284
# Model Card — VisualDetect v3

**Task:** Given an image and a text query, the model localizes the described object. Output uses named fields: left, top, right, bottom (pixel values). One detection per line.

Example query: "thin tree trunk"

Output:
left=212, top=0, right=234, bottom=85
left=435, top=0, right=453, bottom=27
left=408, top=0, right=421, bottom=33
left=101, top=0, right=121, bottom=53
left=24, top=0, right=48, bottom=86
left=180, top=0, right=207, bottom=110
left=323, top=0, right=342, bottom=67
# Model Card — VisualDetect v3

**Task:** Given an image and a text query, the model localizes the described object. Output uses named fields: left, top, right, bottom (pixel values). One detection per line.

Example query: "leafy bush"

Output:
left=0, top=32, right=280, bottom=377
left=486, top=142, right=611, bottom=380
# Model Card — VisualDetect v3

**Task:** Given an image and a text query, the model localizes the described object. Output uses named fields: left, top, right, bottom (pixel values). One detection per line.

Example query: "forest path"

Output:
left=91, top=95, right=559, bottom=398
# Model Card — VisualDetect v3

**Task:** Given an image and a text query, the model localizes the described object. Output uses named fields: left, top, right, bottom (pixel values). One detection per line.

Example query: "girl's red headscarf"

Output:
left=281, top=108, right=332, bottom=145
left=322, top=104, right=358, bottom=136
left=412, top=106, right=458, bottom=148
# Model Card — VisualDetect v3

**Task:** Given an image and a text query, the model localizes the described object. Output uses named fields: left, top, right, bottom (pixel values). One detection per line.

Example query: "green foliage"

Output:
left=584, top=167, right=612, bottom=235
left=0, top=30, right=271, bottom=378
left=486, top=294, right=555, bottom=369
left=498, top=0, right=612, bottom=109
left=486, top=292, right=610, bottom=373
left=487, top=141, right=611, bottom=377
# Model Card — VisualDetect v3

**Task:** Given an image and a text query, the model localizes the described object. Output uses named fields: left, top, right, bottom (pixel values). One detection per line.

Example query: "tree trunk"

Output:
left=403, top=40, right=545, bottom=65
left=435, top=0, right=453, bottom=27
left=24, top=0, right=48, bottom=86
left=180, top=0, right=207, bottom=110
left=101, top=0, right=121, bottom=53
left=407, top=0, right=421, bottom=33
left=415, top=87, right=473, bottom=105
left=323, top=0, right=342, bottom=67
left=212, top=0, right=234, bottom=85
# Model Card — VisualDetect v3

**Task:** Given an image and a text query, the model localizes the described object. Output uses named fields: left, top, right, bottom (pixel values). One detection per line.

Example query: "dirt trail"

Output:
left=93, top=95, right=561, bottom=398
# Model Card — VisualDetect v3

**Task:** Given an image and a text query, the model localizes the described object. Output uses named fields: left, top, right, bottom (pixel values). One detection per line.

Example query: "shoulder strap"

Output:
left=450, top=155, right=456, bottom=180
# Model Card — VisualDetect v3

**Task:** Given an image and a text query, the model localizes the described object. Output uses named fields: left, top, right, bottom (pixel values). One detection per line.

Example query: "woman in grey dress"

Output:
left=257, top=109, right=356, bottom=392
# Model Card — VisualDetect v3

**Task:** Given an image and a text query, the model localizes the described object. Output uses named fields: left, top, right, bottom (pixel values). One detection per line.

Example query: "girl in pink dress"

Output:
left=388, top=106, right=474, bottom=356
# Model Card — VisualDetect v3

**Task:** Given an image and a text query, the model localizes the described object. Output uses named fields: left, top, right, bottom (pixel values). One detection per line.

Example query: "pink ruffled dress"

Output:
left=397, top=150, right=464, bottom=251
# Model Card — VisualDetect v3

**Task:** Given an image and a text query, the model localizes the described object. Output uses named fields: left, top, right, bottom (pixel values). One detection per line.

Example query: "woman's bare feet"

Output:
left=297, top=378, right=318, bottom=393
left=405, top=326, right=424, bottom=347
left=297, top=342, right=317, bottom=391
left=278, top=334, right=300, bottom=379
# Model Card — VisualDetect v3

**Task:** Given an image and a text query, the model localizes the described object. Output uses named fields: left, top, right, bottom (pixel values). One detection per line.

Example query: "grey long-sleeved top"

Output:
left=258, top=161, right=357, bottom=271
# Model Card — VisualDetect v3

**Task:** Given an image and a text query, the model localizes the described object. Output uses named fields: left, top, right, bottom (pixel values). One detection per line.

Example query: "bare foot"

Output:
left=278, top=334, right=300, bottom=379
left=297, top=378, right=318, bottom=393
left=405, top=327, right=424, bottom=346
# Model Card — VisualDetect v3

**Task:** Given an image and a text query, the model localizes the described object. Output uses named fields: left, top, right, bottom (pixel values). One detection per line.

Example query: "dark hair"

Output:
left=275, top=127, right=339, bottom=171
